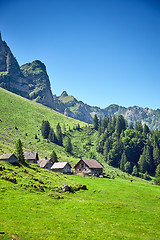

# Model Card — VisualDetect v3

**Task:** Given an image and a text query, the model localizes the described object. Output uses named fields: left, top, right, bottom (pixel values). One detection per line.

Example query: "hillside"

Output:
left=0, top=160, right=160, bottom=240
left=0, top=87, right=87, bottom=163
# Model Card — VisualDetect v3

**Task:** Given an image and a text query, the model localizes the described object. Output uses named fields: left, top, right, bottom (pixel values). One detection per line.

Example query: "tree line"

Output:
left=93, top=114, right=160, bottom=180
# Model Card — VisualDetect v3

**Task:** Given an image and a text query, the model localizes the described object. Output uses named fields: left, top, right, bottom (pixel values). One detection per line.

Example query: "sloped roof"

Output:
left=51, top=162, right=71, bottom=170
left=0, top=153, right=16, bottom=160
left=24, top=152, right=38, bottom=160
left=37, top=159, right=53, bottom=168
left=74, top=159, right=103, bottom=169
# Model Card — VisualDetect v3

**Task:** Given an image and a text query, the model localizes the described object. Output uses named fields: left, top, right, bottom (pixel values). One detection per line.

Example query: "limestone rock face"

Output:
left=20, top=60, right=54, bottom=109
left=0, top=33, right=29, bottom=98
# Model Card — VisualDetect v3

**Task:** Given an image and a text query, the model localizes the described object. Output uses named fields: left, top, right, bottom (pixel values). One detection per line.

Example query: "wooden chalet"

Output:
left=0, top=153, right=18, bottom=163
left=74, top=159, right=103, bottom=176
left=24, top=152, right=38, bottom=163
left=51, top=162, right=71, bottom=174
left=37, top=158, right=54, bottom=170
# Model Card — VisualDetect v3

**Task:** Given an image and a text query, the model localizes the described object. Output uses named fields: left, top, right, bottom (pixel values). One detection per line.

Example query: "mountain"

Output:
left=54, top=93, right=160, bottom=130
left=0, top=33, right=54, bottom=109
left=0, top=33, right=29, bottom=98
left=0, top=33, right=160, bottom=130
left=21, top=60, right=54, bottom=109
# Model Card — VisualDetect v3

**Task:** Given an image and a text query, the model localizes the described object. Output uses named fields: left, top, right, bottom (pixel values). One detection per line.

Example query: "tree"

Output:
left=138, top=146, right=152, bottom=173
left=153, top=143, right=160, bottom=170
left=49, top=128, right=57, bottom=143
left=65, top=137, right=72, bottom=153
left=15, top=139, right=25, bottom=164
left=50, top=150, right=58, bottom=162
left=143, top=124, right=150, bottom=136
left=41, top=120, right=50, bottom=139
left=124, top=161, right=132, bottom=174
left=115, top=115, right=126, bottom=137
left=120, top=151, right=127, bottom=171
left=92, top=114, right=99, bottom=130
left=56, top=123, right=63, bottom=146
left=132, top=165, right=139, bottom=177
left=135, top=121, right=143, bottom=133
left=155, top=164, right=160, bottom=178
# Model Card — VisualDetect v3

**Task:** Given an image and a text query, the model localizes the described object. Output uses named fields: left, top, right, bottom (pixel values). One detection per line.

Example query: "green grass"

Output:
left=0, top=161, right=160, bottom=240
left=0, top=87, right=87, bottom=162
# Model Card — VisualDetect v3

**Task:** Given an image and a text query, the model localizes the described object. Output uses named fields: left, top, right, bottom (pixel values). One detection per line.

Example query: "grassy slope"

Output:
left=0, top=161, right=160, bottom=240
left=0, top=87, right=160, bottom=239
left=0, top=87, right=87, bottom=163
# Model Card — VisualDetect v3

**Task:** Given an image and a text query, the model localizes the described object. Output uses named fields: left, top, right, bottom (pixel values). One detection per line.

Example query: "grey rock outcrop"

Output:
left=0, top=33, right=29, bottom=98
left=21, top=60, right=54, bottom=109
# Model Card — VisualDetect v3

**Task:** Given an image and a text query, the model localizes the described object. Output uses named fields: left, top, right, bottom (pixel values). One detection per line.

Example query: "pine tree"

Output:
left=92, top=114, right=99, bottom=130
left=115, top=115, right=126, bottom=137
left=155, top=164, right=160, bottom=178
left=143, top=124, right=150, bottom=136
left=132, top=165, right=139, bottom=177
left=124, top=161, right=132, bottom=174
left=56, top=123, right=63, bottom=146
left=120, top=150, right=127, bottom=171
left=15, top=139, right=25, bottom=164
left=153, top=143, right=160, bottom=170
left=49, top=128, right=57, bottom=143
left=138, top=146, right=152, bottom=173
left=65, top=137, right=72, bottom=153
left=50, top=150, right=58, bottom=162
left=41, top=120, right=50, bottom=139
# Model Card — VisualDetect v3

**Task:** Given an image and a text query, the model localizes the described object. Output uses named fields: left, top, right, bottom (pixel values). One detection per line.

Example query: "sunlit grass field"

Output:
left=0, top=161, right=160, bottom=240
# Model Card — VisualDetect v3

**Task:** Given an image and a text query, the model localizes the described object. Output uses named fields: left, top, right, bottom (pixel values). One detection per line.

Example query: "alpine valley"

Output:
left=0, top=33, right=160, bottom=130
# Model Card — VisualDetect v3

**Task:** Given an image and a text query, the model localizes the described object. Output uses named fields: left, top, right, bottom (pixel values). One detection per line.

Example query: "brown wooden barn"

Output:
left=74, top=159, right=103, bottom=176
left=0, top=153, right=18, bottom=163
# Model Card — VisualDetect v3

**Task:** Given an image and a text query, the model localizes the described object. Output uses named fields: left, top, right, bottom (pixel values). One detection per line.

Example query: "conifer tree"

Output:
left=15, top=139, right=25, bottom=164
left=132, top=165, right=139, bottom=177
left=41, top=120, right=50, bottom=139
left=155, top=164, right=160, bottom=178
left=50, top=150, right=58, bottom=162
left=65, top=137, right=72, bottom=153
left=49, top=128, right=57, bottom=143
left=120, top=150, right=127, bottom=171
left=92, top=114, right=99, bottom=130
left=153, top=143, right=160, bottom=170
left=124, top=161, right=132, bottom=174
left=115, top=115, right=126, bottom=137
left=56, top=123, right=63, bottom=146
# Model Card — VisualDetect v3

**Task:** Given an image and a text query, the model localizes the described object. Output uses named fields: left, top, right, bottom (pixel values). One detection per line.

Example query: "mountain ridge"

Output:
left=0, top=34, right=160, bottom=130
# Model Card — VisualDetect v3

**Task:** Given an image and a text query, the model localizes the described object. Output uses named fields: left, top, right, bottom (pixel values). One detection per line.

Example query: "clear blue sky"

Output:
left=1, top=0, right=160, bottom=109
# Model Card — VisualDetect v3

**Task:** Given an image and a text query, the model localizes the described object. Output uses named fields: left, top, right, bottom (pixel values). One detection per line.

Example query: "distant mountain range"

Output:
left=0, top=33, right=160, bottom=130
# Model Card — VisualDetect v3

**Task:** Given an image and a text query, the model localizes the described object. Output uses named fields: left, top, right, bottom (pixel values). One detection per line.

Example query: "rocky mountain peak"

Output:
left=60, top=91, right=68, bottom=97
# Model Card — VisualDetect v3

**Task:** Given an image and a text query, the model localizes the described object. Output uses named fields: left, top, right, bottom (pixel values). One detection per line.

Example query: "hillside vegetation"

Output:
left=0, top=87, right=86, bottom=163
left=0, top=160, right=160, bottom=240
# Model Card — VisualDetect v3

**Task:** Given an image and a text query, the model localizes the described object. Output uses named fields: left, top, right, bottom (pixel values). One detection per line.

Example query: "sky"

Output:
left=0, top=0, right=160, bottom=109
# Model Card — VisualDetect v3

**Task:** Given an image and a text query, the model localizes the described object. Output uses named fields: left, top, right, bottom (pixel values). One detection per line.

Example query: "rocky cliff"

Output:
left=21, top=60, right=54, bottom=109
left=0, top=33, right=29, bottom=98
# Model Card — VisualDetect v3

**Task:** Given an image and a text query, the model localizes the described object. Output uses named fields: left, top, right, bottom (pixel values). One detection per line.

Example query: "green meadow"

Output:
left=0, top=161, right=160, bottom=240
left=0, top=87, right=160, bottom=240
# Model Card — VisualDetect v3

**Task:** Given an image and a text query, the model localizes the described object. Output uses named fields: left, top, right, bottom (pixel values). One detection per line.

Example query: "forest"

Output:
left=93, top=114, right=160, bottom=180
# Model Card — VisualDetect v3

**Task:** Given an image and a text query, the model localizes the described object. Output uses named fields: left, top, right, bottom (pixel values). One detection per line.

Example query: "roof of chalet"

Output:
left=0, top=153, right=17, bottom=160
left=51, top=162, right=71, bottom=170
left=37, top=159, right=53, bottom=168
left=24, top=152, right=38, bottom=160
left=74, top=159, right=104, bottom=169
